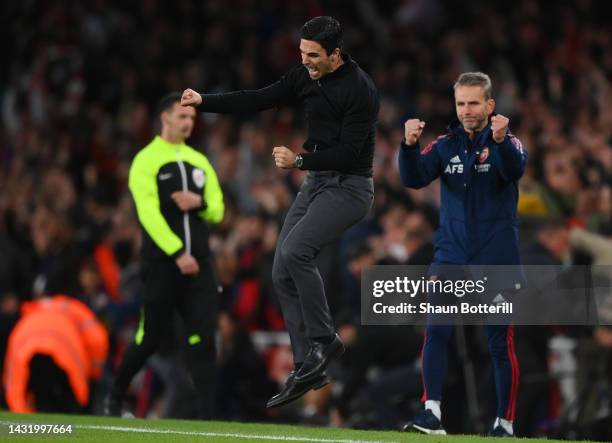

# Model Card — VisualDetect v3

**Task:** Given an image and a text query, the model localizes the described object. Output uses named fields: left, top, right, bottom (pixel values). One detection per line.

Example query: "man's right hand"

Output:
left=175, top=252, right=200, bottom=275
left=404, top=119, right=426, bottom=145
left=181, top=89, right=202, bottom=107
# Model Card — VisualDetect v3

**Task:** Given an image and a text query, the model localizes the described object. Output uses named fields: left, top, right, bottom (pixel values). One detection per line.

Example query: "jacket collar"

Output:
left=156, top=135, right=185, bottom=148
left=448, top=117, right=493, bottom=147
left=318, top=53, right=355, bottom=82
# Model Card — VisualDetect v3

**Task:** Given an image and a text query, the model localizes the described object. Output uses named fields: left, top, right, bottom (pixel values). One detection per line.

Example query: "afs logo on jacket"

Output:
left=444, top=155, right=463, bottom=174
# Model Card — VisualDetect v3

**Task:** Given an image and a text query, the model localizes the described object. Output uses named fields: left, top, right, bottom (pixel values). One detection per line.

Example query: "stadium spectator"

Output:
left=3, top=295, right=108, bottom=413
left=216, top=310, right=277, bottom=420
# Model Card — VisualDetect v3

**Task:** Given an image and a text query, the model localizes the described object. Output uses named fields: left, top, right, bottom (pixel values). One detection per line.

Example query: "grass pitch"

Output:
left=0, top=411, right=602, bottom=442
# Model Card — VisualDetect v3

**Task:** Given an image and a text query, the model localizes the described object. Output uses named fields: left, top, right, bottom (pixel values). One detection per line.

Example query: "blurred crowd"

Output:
left=1, top=0, right=611, bottom=439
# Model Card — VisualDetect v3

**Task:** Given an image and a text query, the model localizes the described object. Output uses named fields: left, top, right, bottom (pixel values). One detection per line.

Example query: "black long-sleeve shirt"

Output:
left=198, top=54, right=379, bottom=177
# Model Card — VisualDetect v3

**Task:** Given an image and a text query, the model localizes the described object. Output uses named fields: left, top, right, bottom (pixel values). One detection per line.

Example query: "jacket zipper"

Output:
left=176, top=148, right=192, bottom=255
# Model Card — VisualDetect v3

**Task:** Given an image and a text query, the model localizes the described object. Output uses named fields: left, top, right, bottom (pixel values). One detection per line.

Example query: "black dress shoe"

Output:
left=294, top=334, right=345, bottom=382
left=266, top=370, right=330, bottom=408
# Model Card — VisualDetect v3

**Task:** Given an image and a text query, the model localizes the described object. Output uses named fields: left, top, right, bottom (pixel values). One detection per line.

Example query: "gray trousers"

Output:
left=272, top=171, right=373, bottom=362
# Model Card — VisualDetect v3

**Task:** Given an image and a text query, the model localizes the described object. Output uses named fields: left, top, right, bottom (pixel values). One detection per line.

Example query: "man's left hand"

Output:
left=171, top=191, right=202, bottom=211
left=491, top=114, right=509, bottom=143
left=272, top=146, right=297, bottom=169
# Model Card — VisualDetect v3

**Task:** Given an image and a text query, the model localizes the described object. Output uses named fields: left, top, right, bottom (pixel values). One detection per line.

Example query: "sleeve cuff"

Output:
left=298, top=152, right=312, bottom=170
left=198, top=95, right=208, bottom=109
left=493, top=133, right=510, bottom=146
left=170, top=247, right=185, bottom=260
left=400, top=140, right=421, bottom=151
left=199, top=197, right=208, bottom=211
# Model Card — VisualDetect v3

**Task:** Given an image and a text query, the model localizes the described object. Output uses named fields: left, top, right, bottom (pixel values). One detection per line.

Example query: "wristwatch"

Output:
left=293, top=154, right=304, bottom=169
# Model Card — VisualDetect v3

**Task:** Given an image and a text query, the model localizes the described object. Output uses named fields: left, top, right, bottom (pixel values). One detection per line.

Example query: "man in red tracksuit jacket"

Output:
left=399, top=72, right=528, bottom=437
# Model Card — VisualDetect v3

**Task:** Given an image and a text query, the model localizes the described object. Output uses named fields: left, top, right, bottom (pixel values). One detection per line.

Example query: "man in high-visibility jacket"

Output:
left=3, top=295, right=108, bottom=413
left=106, top=92, right=224, bottom=419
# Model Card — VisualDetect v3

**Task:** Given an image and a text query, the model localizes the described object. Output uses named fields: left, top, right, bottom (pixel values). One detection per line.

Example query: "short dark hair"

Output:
left=300, top=16, right=342, bottom=55
left=157, top=92, right=182, bottom=115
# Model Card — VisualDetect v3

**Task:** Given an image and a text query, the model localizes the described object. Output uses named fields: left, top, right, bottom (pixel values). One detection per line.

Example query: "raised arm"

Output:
left=399, top=119, right=442, bottom=189
left=181, top=66, right=301, bottom=114
left=491, top=114, right=528, bottom=182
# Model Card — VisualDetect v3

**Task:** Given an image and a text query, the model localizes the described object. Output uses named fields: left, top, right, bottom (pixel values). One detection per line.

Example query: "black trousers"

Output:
left=272, top=171, right=373, bottom=362
left=113, top=257, right=218, bottom=419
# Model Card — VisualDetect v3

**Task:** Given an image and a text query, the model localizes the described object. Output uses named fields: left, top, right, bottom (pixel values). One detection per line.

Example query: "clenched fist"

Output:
left=171, top=191, right=202, bottom=211
left=491, top=114, right=509, bottom=143
left=175, top=252, right=200, bottom=275
left=272, top=146, right=297, bottom=169
left=181, top=88, right=202, bottom=107
left=404, top=119, right=426, bottom=145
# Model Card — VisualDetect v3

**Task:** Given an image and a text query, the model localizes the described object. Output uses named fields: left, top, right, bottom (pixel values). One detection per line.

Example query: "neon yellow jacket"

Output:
left=129, top=136, right=224, bottom=260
